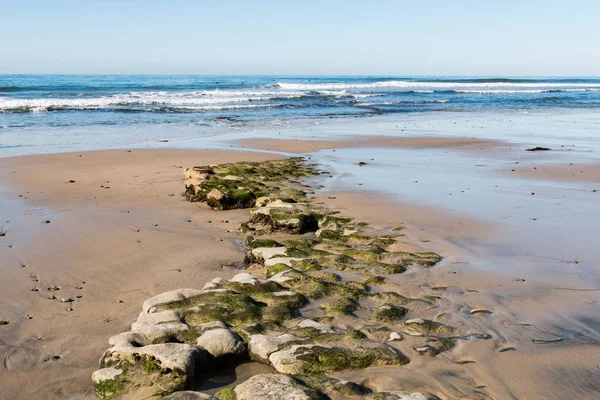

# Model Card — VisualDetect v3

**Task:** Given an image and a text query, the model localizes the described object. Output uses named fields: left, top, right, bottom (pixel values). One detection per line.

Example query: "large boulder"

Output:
left=196, top=328, right=246, bottom=359
left=101, top=342, right=200, bottom=377
left=234, top=373, right=322, bottom=400
left=248, top=333, right=309, bottom=363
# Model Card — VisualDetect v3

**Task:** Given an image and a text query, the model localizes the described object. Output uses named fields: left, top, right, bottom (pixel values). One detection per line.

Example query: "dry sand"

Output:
left=0, top=143, right=598, bottom=400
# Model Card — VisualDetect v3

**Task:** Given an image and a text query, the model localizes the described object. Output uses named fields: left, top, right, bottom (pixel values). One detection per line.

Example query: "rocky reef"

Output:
left=92, top=158, right=469, bottom=399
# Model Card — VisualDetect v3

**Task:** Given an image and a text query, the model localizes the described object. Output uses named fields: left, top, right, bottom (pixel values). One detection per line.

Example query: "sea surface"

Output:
left=1, top=75, right=600, bottom=156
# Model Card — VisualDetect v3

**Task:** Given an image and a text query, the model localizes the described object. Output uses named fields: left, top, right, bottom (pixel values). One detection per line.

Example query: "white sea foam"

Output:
left=0, top=91, right=309, bottom=112
left=277, top=81, right=600, bottom=91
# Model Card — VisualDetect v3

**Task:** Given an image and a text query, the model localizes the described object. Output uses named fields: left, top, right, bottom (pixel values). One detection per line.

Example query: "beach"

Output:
left=0, top=122, right=599, bottom=399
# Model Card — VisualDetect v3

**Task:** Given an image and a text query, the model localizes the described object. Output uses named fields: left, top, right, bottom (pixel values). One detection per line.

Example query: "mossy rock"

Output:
left=404, top=319, right=454, bottom=334
left=368, top=292, right=412, bottom=305
left=365, top=276, right=387, bottom=285
left=266, top=263, right=292, bottom=278
left=165, top=292, right=262, bottom=326
left=371, top=236, right=397, bottom=247
left=373, top=304, right=408, bottom=322
left=340, top=249, right=383, bottom=263
left=246, top=237, right=283, bottom=249
left=319, top=215, right=353, bottom=227
left=347, top=329, right=368, bottom=340
left=222, top=280, right=284, bottom=295
left=373, top=262, right=408, bottom=274
left=317, top=229, right=346, bottom=242
left=214, top=386, right=237, bottom=400
left=343, top=281, right=369, bottom=293
left=261, top=304, right=297, bottom=323
left=206, top=188, right=257, bottom=211
left=321, top=297, right=359, bottom=317
left=283, top=239, right=318, bottom=250
left=291, top=344, right=409, bottom=375
left=292, top=259, right=324, bottom=273
left=94, top=377, right=125, bottom=399
left=253, top=291, right=309, bottom=310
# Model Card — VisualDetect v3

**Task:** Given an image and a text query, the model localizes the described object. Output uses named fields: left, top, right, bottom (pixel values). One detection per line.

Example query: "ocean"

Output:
left=1, top=75, right=600, bottom=156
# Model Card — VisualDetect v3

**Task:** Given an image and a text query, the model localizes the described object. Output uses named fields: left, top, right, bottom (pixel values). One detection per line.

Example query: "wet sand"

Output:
left=0, top=149, right=279, bottom=399
left=0, top=139, right=599, bottom=399
left=233, top=135, right=508, bottom=154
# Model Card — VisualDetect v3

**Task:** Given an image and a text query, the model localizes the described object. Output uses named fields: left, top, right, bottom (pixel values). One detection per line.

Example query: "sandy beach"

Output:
left=1, top=133, right=599, bottom=399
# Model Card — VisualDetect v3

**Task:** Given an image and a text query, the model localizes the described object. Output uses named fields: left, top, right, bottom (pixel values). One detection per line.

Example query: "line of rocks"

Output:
left=92, top=158, right=457, bottom=399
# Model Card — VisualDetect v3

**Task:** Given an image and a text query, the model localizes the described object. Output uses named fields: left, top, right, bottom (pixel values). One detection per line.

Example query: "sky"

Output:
left=1, top=0, right=599, bottom=76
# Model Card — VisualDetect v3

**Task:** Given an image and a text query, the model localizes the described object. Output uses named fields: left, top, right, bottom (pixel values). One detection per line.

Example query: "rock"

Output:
left=131, top=322, right=190, bottom=344
left=526, top=147, right=551, bottom=151
left=234, top=373, right=321, bottom=400
left=142, top=288, right=205, bottom=313
left=91, top=367, right=123, bottom=384
left=197, top=321, right=228, bottom=332
left=133, top=310, right=184, bottom=328
left=229, top=273, right=262, bottom=285
left=184, top=166, right=214, bottom=184
left=373, top=304, right=408, bottom=322
left=251, top=247, right=288, bottom=260
left=202, top=282, right=220, bottom=290
left=101, top=342, right=200, bottom=377
left=269, top=344, right=315, bottom=374
left=196, top=328, right=246, bottom=358
left=207, top=189, right=225, bottom=201
left=297, top=319, right=337, bottom=333
left=468, top=308, right=493, bottom=315
left=268, top=270, right=298, bottom=284
left=109, top=331, right=147, bottom=347
left=404, top=319, right=454, bottom=335
left=264, top=257, right=306, bottom=267
left=248, top=333, right=309, bottom=362
left=223, top=175, right=244, bottom=181
left=269, top=343, right=408, bottom=375
left=388, top=332, right=404, bottom=342
left=161, top=391, right=217, bottom=400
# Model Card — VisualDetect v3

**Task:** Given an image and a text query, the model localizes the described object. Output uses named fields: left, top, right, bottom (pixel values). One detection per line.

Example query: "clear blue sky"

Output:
left=1, top=0, right=598, bottom=75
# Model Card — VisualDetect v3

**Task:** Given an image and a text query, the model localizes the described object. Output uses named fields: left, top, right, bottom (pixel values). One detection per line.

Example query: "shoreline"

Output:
left=1, top=142, right=599, bottom=399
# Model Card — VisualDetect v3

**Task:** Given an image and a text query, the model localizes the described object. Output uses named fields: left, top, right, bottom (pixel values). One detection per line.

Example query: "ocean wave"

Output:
left=276, top=81, right=600, bottom=91
left=0, top=91, right=310, bottom=113
left=357, top=100, right=450, bottom=106
left=452, top=88, right=600, bottom=94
